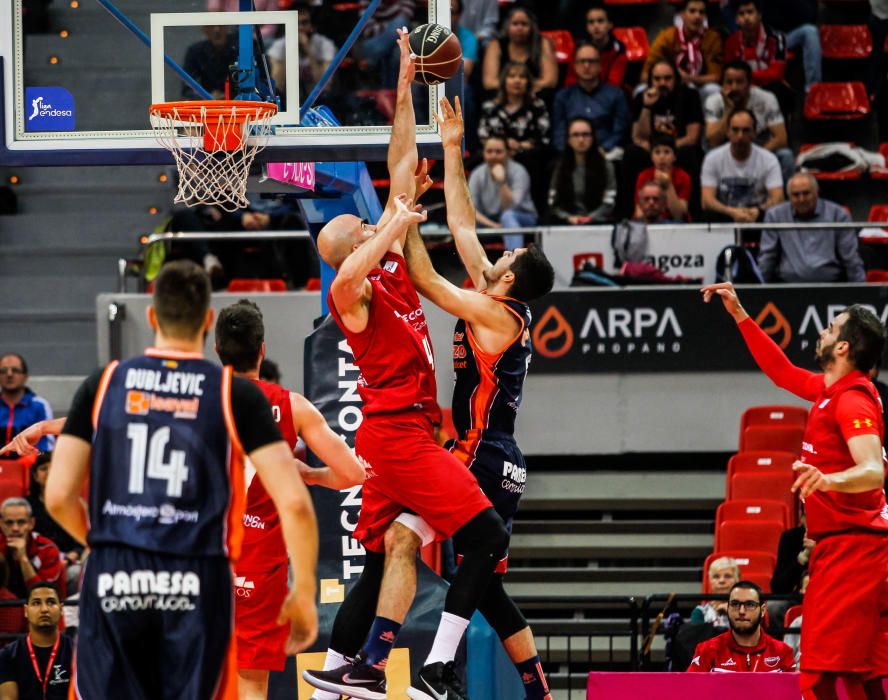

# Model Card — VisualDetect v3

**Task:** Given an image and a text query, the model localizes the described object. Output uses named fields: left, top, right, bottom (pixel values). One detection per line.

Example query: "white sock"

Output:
left=310, top=649, right=348, bottom=700
left=425, top=612, right=470, bottom=666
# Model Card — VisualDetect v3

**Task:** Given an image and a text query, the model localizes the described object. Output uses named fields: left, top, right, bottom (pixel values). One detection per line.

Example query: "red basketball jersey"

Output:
left=801, top=371, right=888, bottom=538
left=328, top=252, right=441, bottom=423
left=238, top=379, right=299, bottom=571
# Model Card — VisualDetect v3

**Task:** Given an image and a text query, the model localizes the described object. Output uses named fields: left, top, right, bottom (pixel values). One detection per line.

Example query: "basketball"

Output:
left=408, top=23, right=463, bottom=86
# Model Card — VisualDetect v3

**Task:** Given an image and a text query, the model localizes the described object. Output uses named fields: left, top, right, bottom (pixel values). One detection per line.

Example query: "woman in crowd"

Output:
left=482, top=7, right=558, bottom=100
left=690, top=556, right=740, bottom=626
left=547, top=117, right=616, bottom=225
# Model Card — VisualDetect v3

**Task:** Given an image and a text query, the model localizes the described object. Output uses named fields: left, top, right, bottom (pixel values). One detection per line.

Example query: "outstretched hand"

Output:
left=393, top=193, right=428, bottom=225
left=434, top=96, right=464, bottom=149
left=700, top=282, right=749, bottom=323
left=792, top=460, right=830, bottom=499
left=0, top=422, right=43, bottom=457
left=396, top=27, right=416, bottom=86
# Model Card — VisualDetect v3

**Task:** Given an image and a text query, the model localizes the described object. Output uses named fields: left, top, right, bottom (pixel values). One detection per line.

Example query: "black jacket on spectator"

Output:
left=770, top=525, right=805, bottom=594
left=0, top=635, right=73, bottom=699
left=632, top=86, right=703, bottom=145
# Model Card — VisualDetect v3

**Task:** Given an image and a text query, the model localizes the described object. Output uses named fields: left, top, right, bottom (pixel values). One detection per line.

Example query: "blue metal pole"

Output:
left=237, top=0, right=256, bottom=99
left=299, top=0, right=382, bottom=119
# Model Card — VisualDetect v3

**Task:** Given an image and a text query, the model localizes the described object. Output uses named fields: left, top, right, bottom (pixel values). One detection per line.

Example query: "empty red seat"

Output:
left=742, top=569, right=774, bottom=594
left=740, top=405, right=807, bottom=444
left=727, top=451, right=796, bottom=480
left=703, top=551, right=777, bottom=593
left=798, top=142, right=863, bottom=181
left=716, top=500, right=791, bottom=530
left=869, top=205, right=888, bottom=227
left=540, top=30, right=574, bottom=64
left=729, top=471, right=797, bottom=519
left=866, top=270, right=888, bottom=283
left=613, top=27, right=650, bottom=62
left=804, top=82, right=870, bottom=120
left=0, top=460, right=27, bottom=503
left=784, top=604, right=803, bottom=628
left=819, top=25, right=873, bottom=60
left=716, top=519, right=785, bottom=554
left=740, top=425, right=804, bottom=454
left=226, top=278, right=288, bottom=293
left=304, top=277, right=322, bottom=292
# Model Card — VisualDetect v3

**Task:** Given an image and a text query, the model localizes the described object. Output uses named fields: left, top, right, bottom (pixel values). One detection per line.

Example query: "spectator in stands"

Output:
left=358, top=0, right=416, bottom=88
left=771, top=512, right=811, bottom=595
left=182, top=25, right=238, bottom=99
left=547, top=117, right=616, bottom=225
left=634, top=134, right=691, bottom=222
left=0, top=498, right=63, bottom=601
left=27, top=455, right=82, bottom=595
left=760, top=0, right=820, bottom=91
left=700, top=109, right=784, bottom=223
left=207, top=0, right=279, bottom=40
left=583, top=4, right=628, bottom=88
left=690, top=555, right=740, bottom=626
left=482, top=7, right=558, bottom=99
left=451, top=0, right=479, bottom=80
left=724, top=1, right=788, bottom=90
left=259, top=358, right=281, bottom=384
left=0, top=558, right=22, bottom=641
left=552, top=44, right=630, bottom=156
left=468, top=136, right=538, bottom=250
left=870, top=0, right=888, bottom=103
left=687, top=581, right=795, bottom=672
left=704, top=60, right=793, bottom=182
left=460, top=0, right=498, bottom=47
left=268, top=9, right=336, bottom=98
left=634, top=181, right=675, bottom=225
left=758, top=173, right=865, bottom=284
left=642, top=0, right=724, bottom=103
left=0, top=354, right=53, bottom=458
left=0, top=582, right=72, bottom=699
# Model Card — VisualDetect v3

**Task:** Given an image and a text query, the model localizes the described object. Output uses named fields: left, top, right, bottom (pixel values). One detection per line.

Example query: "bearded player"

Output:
left=703, top=281, right=888, bottom=700
left=214, top=299, right=366, bottom=700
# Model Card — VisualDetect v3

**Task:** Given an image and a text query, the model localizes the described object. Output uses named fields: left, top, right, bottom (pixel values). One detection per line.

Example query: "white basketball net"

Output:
left=149, top=102, right=276, bottom=212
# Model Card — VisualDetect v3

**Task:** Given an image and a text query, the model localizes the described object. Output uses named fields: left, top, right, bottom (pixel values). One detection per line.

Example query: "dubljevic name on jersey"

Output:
left=124, top=368, right=206, bottom=396
left=97, top=569, right=200, bottom=613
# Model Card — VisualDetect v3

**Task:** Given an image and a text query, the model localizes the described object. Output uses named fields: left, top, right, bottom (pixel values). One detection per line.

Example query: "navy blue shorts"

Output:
left=75, top=545, right=236, bottom=700
left=450, top=435, right=526, bottom=570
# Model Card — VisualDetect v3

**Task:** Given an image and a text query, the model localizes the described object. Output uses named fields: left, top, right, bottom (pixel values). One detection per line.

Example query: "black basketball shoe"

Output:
left=407, top=661, right=470, bottom=700
left=302, top=653, right=386, bottom=700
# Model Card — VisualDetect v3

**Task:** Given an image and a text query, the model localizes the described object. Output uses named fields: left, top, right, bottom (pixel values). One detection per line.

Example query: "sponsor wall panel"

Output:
left=544, top=226, right=734, bottom=288
left=529, top=285, right=888, bottom=373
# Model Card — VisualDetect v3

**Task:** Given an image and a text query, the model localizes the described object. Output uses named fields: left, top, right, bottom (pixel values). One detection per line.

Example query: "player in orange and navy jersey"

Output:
left=214, top=299, right=365, bottom=700
left=46, top=261, right=319, bottom=700
left=703, top=281, right=888, bottom=700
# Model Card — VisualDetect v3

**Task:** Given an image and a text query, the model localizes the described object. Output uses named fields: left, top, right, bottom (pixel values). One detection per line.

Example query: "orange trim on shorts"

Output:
left=212, top=618, right=240, bottom=700
left=91, top=360, right=119, bottom=431
left=221, top=366, right=246, bottom=563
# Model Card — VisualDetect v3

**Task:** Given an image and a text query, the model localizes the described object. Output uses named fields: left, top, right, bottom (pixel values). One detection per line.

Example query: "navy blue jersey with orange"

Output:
left=450, top=295, right=532, bottom=460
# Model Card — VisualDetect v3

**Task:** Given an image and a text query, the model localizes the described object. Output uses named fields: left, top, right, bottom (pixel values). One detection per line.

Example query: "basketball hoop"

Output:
left=148, top=100, right=278, bottom=212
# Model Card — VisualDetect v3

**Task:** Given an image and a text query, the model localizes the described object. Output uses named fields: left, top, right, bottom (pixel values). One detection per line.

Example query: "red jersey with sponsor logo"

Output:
left=328, top=252, right=441, bottom=422
left=237, top=379, right=298, bottom=571
left=687, top=630, right=795, bottom=673
left=737, top=319, right=888, bottom=538
left=799, top=371, right=888, bottom=538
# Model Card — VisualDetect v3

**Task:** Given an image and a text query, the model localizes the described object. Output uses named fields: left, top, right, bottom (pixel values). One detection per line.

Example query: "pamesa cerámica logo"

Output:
left=25, top=87, right=75, bottom=131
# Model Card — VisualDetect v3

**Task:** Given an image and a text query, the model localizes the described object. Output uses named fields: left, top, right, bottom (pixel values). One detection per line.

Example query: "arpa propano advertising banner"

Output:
left=528, top=285, right=888, bottom=373
left=269, top=316, right=451, bottom=699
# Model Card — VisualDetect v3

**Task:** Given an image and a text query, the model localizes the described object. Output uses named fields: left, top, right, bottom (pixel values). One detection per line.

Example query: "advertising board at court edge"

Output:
left=528, top=287, right=888, bottom=373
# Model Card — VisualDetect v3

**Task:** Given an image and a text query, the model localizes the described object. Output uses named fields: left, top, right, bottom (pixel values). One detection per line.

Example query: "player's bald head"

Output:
left=318, top=214, right=363, bottom=270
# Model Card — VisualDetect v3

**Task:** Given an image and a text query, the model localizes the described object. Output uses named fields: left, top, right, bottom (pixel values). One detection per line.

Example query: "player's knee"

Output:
left=384, top=522, right=421, bottom=559
left=457, top=508, right=509, bottom=557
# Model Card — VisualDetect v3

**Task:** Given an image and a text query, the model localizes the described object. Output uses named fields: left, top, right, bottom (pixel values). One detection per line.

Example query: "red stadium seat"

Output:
left=226, top=278, right=288, bottom=293
left=613, top=27, right=650, bottom=63
left=798, top=142, right=863, bottom=181
left=0, top=460, right=28, bottom=502
left=540, top=30, right=574, bottom=64
left=803, top=82, right=870, bottom=120
left=740, top=425, right=804, bottom=454
left=742, top=569, right=774, bottom=593
left=716, top=500, right=791, bottom=530
left=819, top=25, right=873, bottom=60
left=304, top=277, right=321, bottom=292
left=728, top=471, right=797, bottom=519
left=866, top=270, right=888, bottom=283
left=739, top=406, right=807, bottom=445
left=784, top=604, right=803, bottom=628
left=702, top=551, right=777, bottom=593
left=727, top=451, right=796, bottom=480
left=869, top=205, right=888, bottom=227
left=716, top=519, right=785, bottom=554
left=871, top=144, right=888, bottom=180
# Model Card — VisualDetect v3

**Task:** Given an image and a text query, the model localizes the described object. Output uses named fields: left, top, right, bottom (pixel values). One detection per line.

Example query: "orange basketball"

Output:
left=408, top=23, right=463, bottom=86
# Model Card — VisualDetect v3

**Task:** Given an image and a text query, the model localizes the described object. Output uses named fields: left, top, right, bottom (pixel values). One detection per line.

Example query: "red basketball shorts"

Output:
left=801, top=531, right=888, bottom=675
left=234, top=563, right=289, bottom=672
left=354, top=412, right=492, bottom=553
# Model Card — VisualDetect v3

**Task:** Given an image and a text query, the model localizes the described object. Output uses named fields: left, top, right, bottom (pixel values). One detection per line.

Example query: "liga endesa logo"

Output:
left=532, top=306, right=574, bottom=358
left=755, top=302, right=792, bottom=349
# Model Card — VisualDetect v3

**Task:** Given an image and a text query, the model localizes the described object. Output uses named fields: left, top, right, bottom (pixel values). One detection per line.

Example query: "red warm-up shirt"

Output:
left=237, top=379, right=299, bottom=572
left=737, top=318, right=888, bottom=539
left=687, top=630, right=796, bottom=672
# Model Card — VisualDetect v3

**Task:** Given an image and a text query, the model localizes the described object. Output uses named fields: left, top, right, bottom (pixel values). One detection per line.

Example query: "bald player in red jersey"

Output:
left=703, top=282, right=888, bottom=700
left=303, top=28, right=508, bottom=700
left=214, top=300, right=366, bottom=700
